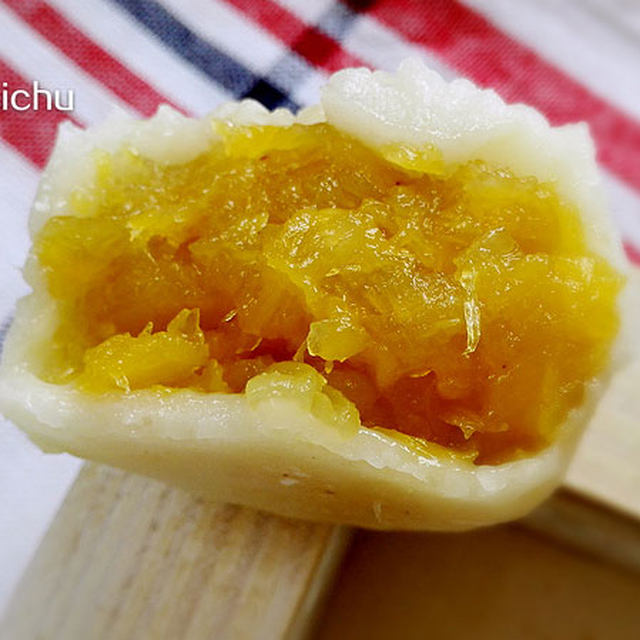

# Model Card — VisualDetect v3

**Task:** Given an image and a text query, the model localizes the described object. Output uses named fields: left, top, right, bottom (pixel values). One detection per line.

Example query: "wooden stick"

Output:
left=520, top=490, right=640, bottom=572
left=1, top=464, right=351, bottom=640
left=565, top=358, right=640, bottom=521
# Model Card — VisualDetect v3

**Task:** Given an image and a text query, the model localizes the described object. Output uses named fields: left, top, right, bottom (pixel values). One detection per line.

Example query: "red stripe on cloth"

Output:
left=624, top=243, right=640, bottom=266
left=226, top=0, right=365, bottom=72
left=2, top=0, right=182, bottom=116
left=345, top=0, right=640, bottom=193
left=0, top=58, right=80, bottom=168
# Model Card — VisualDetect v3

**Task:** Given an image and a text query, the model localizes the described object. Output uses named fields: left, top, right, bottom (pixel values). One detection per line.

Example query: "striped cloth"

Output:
left=1, top=0, right=639, bottom=607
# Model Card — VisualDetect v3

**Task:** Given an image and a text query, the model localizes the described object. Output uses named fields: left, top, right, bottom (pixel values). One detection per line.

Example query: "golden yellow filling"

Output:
left=34, top=122, right=622, bottom=464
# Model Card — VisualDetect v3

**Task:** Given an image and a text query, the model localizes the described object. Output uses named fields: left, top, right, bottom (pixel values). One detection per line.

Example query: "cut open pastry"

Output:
left=0, top=60, right=630, bottom=530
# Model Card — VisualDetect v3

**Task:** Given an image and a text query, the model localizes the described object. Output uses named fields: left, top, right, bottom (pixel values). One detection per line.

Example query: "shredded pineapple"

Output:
left=34, top=123, right=622, bottom=464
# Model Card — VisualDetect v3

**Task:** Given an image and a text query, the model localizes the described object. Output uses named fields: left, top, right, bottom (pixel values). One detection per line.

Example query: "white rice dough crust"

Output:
left=0, top=60, right=631, bottom=530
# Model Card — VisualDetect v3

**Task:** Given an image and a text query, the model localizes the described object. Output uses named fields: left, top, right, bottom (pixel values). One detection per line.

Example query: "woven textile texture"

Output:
left=1, top=0, right=639, bottom=608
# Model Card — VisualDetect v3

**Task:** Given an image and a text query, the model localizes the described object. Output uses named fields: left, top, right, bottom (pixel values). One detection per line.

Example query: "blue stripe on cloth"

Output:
left=253, top=0, right=363, bottom=107
left=264, top=54, right=313, bottom=103
left=317, top=1, right=360, bottom=41
left=0, top=315, right=12, bottom=357
left=109, top=0, right=298, bottom=111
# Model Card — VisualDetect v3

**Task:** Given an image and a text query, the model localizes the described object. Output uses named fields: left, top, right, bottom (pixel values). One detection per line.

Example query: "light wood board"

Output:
left=1, top=464, right=350, bottom=640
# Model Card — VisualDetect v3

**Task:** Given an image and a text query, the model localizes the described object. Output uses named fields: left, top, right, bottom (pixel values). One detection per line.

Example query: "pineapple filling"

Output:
left=35, top=122, right=622, bottom=464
